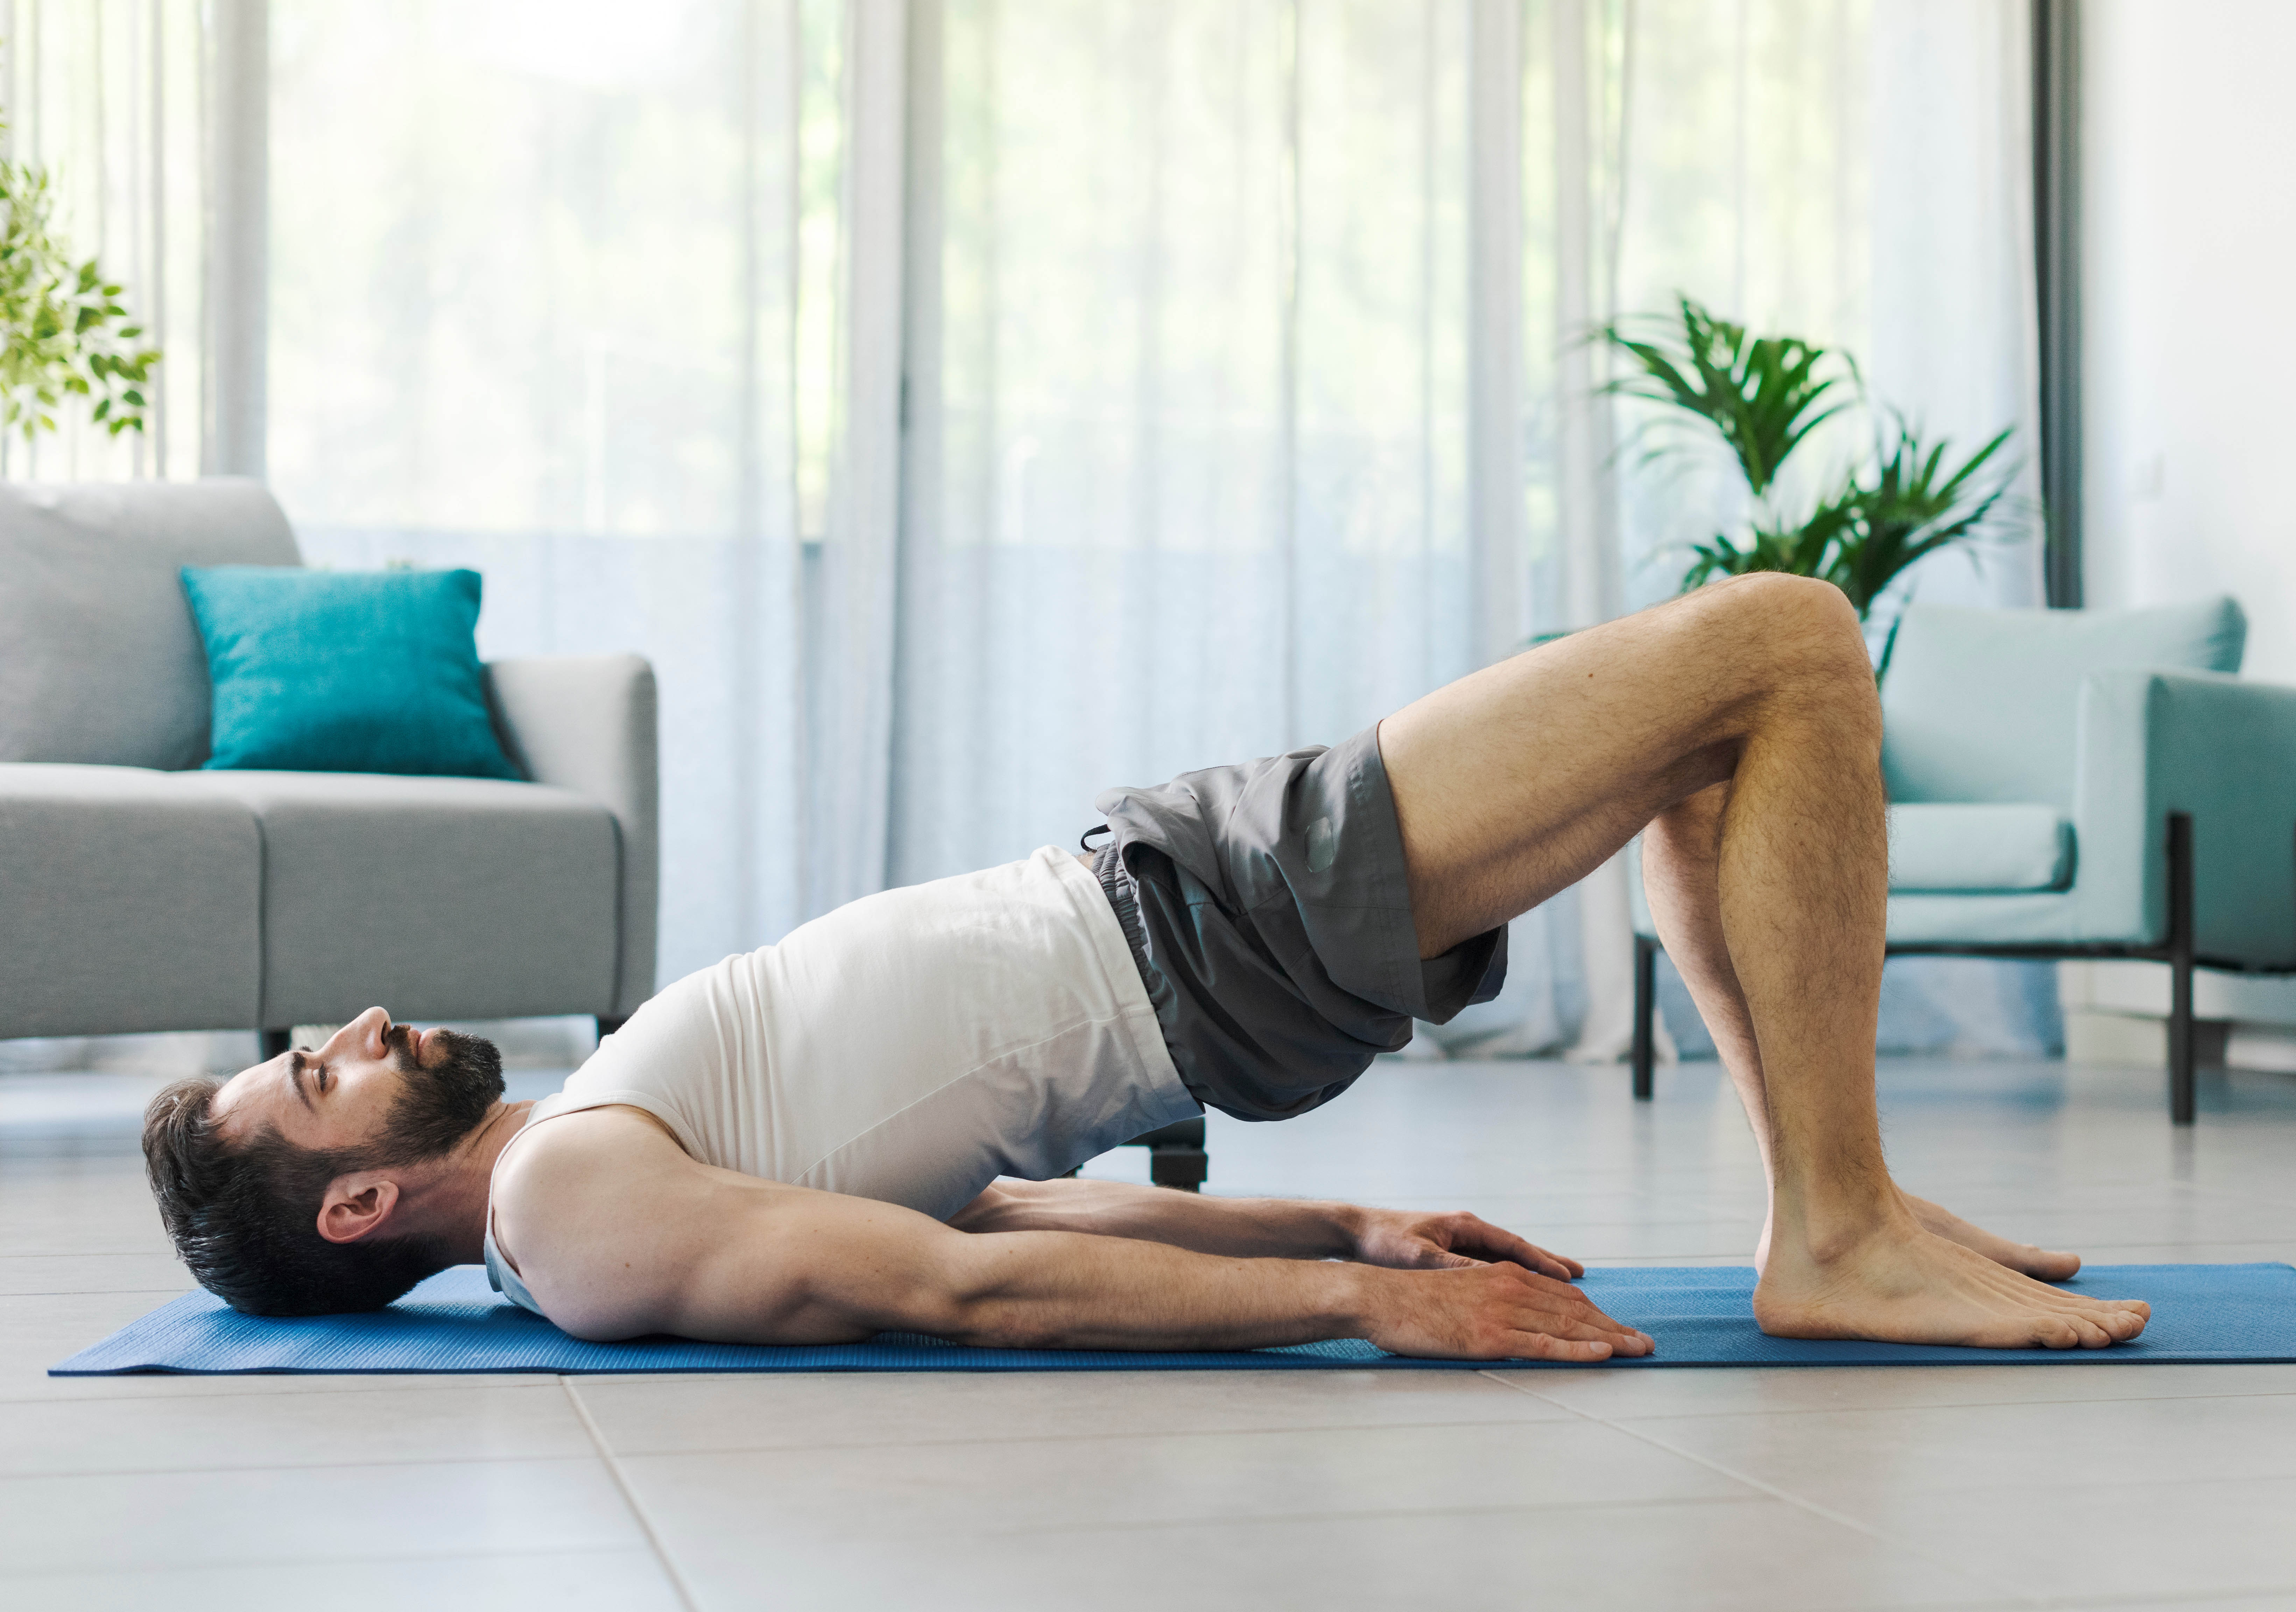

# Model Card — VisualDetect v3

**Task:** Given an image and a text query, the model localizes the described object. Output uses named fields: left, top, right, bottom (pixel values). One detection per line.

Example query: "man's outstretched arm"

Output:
left=949, top=1177, right=1586, bottom=1278
left=499, top=1113, right=1651, bottom=1361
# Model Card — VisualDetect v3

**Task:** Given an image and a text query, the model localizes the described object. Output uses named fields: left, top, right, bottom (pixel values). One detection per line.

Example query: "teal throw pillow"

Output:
left=180, top=566, right=522, bottom=779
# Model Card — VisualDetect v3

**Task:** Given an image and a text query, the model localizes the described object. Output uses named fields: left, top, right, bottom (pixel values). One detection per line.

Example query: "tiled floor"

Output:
left=6, top=1052, right=2296, bottom=1610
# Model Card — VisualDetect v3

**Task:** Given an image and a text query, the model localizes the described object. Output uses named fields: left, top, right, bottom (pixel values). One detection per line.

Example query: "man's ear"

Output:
left=316, top=1172, right=402, bottom=1245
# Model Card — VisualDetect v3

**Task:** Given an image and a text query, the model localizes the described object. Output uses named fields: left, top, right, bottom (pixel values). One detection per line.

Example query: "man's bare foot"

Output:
left=1898, top=1192, right=2082, bottom=1281
left=1754, top=1210, right=2150, bottom=1350
left=1754, top=1194, right=2081, bottom=1282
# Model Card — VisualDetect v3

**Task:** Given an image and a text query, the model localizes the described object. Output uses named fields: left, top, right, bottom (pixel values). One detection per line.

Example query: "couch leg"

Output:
left=1135, top=1117, right=1207, bottom=1193
left=2167, top=811, right=2196, bottom=1125
left=1632, top=934, right=1658, bottom=1102
left=258, top=1028, right=291, bottom=1061
left=595, top=1016, right=628, bottom=1042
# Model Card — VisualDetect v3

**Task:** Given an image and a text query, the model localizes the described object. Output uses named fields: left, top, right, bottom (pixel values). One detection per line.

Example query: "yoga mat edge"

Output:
left=53, top=1263, right=2296, bottom=1376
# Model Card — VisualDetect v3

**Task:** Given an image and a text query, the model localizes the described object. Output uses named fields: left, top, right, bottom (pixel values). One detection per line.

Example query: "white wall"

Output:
left=2072, top=2, right=2296, bottom=1050
left=2084, top=0, right=2296, bottom=679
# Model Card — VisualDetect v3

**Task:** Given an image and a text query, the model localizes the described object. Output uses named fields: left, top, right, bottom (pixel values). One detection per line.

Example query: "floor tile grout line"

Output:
left=2162, top=1179, right=2296, bottom=1211
left=0, top=1542, right=655, bottom=1585
left=586, top=1412, right=1591, bottom=1460
left=0, top=1450, right=614, bottom=1483
left=1, top=1286, right=200, bottom=1299
left=987, top=1492, right=1765, bottom=1540
left=0, top=1411, right=1602, bottom=1473
left=562, top=1376, right=701, bottom=1612
left=2073, top=1584, right=2296, bottom=1611
left=1474, top=1369, right=2050, bottom=1610
left=0, top=1378, right=573, bottom=1406
left=1572, top=1386, right=2296, bottom=1421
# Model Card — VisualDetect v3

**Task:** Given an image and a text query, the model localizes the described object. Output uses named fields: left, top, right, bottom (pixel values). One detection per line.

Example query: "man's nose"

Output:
left=333, top=1006, right=392, bottom=1055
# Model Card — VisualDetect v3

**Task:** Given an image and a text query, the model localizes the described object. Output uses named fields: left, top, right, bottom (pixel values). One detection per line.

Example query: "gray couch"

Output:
left=0, top=479, right=656, bottom=1046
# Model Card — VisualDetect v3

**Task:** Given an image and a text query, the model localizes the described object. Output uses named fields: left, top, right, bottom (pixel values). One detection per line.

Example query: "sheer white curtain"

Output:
left=268, top=0, right=874, bottom=985
left=0, top=0, right=207, bottom=482
left=894, top=0, right=1483, bottom=873
left=1580, top=0, right=2057, bottom=1057
left=887, top=0, right=2051, bottom=1063
left=1605, top=0, right=2042, bottom=617
left=7, top=0, right=2054, bottom=1070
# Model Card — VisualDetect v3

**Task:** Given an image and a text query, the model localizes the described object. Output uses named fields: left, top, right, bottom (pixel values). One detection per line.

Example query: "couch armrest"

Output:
left=2075, top=669, right=2296, bottom=966
left=486, top=655, right=658, bottom=1015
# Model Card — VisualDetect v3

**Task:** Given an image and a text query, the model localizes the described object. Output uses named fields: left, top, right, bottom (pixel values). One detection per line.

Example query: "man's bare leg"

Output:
left=1376, top=574, right=2147, bottom=1347
left=1642, top=783, right=2082, bottom=1281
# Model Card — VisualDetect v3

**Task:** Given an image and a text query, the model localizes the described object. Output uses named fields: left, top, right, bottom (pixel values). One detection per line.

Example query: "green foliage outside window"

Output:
left=0, top=116, right=160, bottom=443
left=1601, top=295, right=2019, bottom=672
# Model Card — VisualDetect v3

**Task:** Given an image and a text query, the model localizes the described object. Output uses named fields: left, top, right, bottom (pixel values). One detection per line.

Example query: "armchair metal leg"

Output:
left=1632, top=934, right=1658, bottom=1102
left=2167, top=812, right=2196, bottom=1125
left=258, top=1028, right=291, bottom=1061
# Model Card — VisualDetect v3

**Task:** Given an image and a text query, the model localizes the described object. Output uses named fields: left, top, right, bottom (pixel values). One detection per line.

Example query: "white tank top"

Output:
left=484, top=846, right=1199, bottom=1311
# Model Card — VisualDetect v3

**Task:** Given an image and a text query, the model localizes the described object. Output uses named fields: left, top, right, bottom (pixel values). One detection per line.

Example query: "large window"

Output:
left=25, top=0, right=2049, bottom=1052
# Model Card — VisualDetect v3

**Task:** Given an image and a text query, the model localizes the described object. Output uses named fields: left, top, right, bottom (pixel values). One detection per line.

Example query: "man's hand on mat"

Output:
left=1351, top=1208, right=1583, bottom=1280
left=1360, top=1262, right=1655, bottom=1362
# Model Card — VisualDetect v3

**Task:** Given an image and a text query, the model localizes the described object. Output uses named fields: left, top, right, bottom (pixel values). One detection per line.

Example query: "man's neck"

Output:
left=390, top=1098, right=537, bottom=1266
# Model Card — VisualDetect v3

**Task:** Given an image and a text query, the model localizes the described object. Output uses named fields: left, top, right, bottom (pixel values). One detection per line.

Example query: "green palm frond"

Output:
left=1605, top=294, right=2028, bottom=660
left=1823, top=418, right=2017, bottom=616
left=1600, top=295, right=1854, bottom=496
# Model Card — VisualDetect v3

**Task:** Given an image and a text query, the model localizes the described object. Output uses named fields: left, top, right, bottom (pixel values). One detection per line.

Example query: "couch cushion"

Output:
left=1888, top=803, right=2073, bottom=893
left=190, top=771, right=620, bottom=1025
left=1881, top=596, right=2245, bottom=810
left=0, top=764, right=263, bottom=1037
left=0, top=480, right=302, bottom=769
left=182, top=566, right=521, bottom=779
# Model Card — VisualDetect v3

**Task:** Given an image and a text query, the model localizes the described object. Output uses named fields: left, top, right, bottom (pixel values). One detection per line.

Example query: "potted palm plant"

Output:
left=1601, top=295, right=2019, bottom=677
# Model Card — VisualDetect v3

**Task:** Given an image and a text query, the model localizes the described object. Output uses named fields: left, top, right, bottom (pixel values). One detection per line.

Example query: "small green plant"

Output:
left=1602, top=295, right=2019, bottom=671
left=0, top=115, right=160, bottom=443
left=1603, top=295, right=1854, bottom=499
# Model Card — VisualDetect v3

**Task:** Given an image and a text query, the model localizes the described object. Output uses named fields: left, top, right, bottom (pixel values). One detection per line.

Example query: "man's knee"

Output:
left=1693, top=574, right=1871, bottom=695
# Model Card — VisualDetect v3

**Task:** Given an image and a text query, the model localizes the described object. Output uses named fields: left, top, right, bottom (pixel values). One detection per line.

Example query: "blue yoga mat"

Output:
left=52, top=1263, right=2296, bottom=1376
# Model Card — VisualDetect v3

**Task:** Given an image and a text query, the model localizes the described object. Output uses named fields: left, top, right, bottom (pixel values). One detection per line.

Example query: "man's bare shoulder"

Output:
left=492, top=1103, right=834, bottom=1340
left=496, top=1103, right=686, bottom=1213
left=493, top=1105, right=700, bottom=1332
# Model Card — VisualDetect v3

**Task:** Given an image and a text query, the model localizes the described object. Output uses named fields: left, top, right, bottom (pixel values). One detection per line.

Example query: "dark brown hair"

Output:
left=142, top=1077, right=451, bottom=1316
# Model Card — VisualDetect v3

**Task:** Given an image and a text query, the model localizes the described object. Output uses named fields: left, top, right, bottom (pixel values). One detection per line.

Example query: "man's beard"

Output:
left=370, top=1027, right=505, bottom=1166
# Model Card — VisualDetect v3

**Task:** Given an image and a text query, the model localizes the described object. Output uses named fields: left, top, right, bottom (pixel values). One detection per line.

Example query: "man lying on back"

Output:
left=145, top=576, right=2150, bottom=1359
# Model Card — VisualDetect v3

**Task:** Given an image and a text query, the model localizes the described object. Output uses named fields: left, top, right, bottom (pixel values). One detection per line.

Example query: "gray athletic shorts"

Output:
left=1089, top=723, right=1507, bottom=1123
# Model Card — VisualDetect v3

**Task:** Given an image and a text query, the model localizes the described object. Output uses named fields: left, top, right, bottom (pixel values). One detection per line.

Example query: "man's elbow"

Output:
left=945, top=1181, right=1021, bottom=1235
left=920, top=1263, right=1070, bottom=1349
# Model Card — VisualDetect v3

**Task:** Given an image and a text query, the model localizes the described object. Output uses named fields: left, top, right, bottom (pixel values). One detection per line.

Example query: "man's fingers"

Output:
left=1450, top=1218, right=1584, bottom=1280
left=1500, top=1242, right=1581, bottom=1280
left=1504, top=1331, right=1614, bottom=1363
left=1507, top=1265, right=1598, bottom=1303
left=1543, top=1312, right=1654, bottom=1352
left=1415, top=1234, right=1565, bottom=1280
left=1522, top=1292, right=1655, bottom=1352
left=1495, top=1291, right=1652, bottom=1353
left=1409, top=1212, right=1587, bottom=1282
left=1497, top=1265, right=1640, bottom=1335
